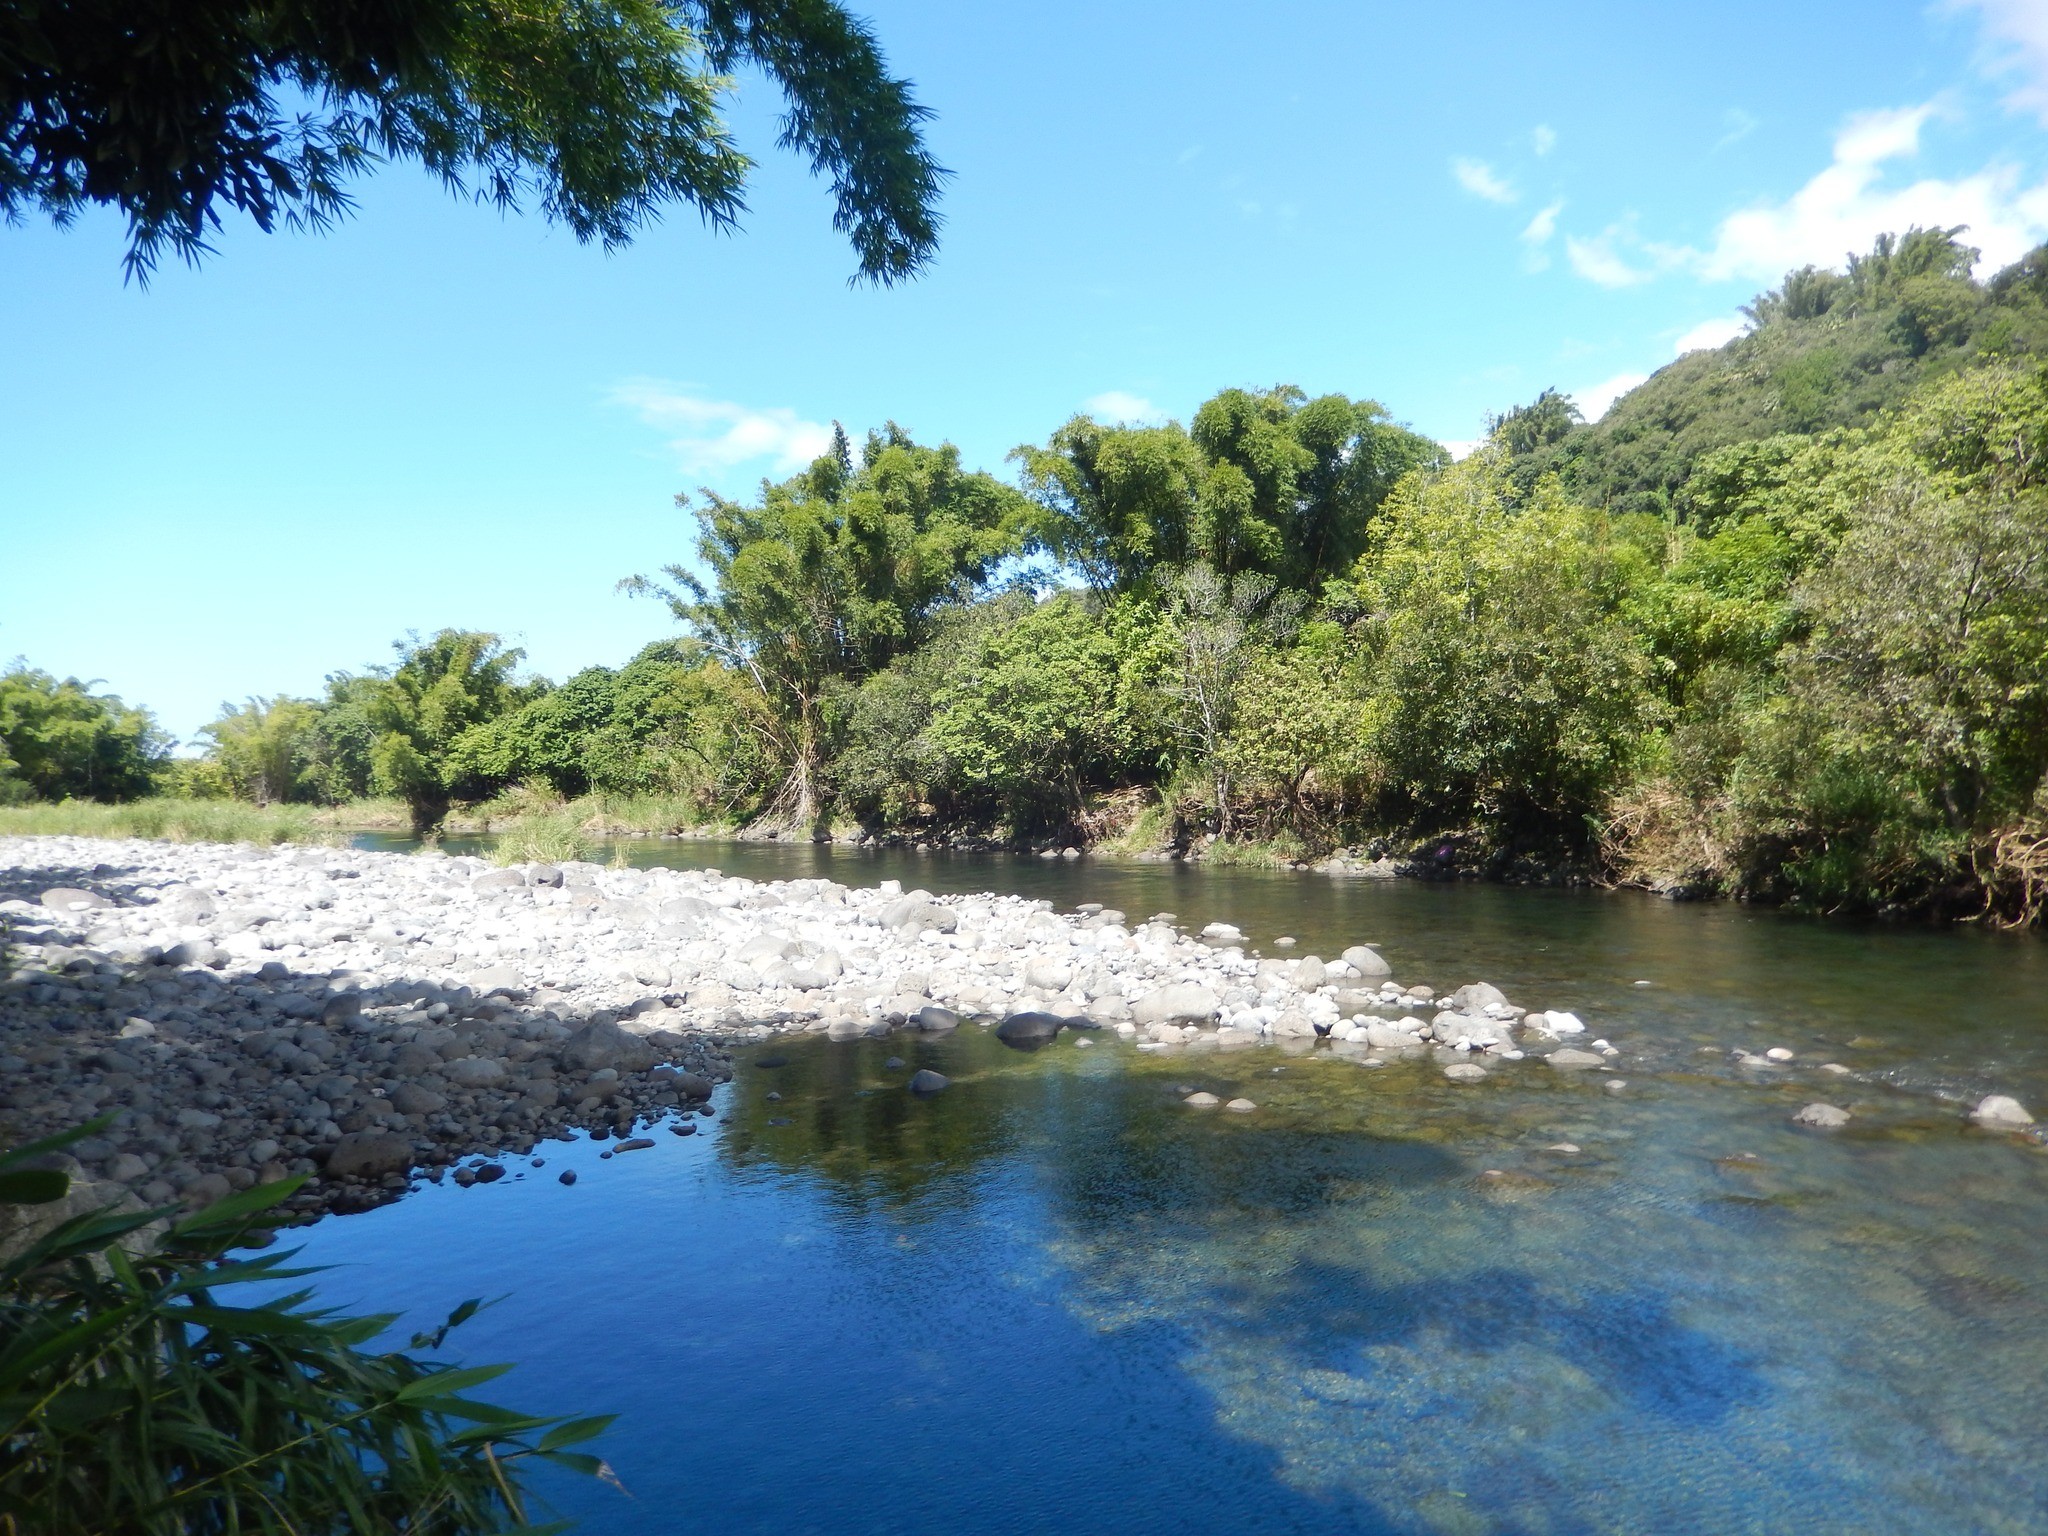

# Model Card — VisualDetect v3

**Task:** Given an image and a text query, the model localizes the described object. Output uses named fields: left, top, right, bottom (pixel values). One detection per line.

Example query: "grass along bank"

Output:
left=0, top=791, right=722, bottom=858
left=0, top=799, right=356, bottom=846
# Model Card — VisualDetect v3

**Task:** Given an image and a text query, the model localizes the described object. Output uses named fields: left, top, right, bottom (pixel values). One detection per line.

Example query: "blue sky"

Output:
left=7, top=0, right=2048, bottom=742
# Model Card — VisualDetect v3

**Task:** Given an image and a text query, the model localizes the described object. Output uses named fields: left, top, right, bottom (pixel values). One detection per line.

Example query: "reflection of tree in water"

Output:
left=716, top=1033, right=1031, bottom=1211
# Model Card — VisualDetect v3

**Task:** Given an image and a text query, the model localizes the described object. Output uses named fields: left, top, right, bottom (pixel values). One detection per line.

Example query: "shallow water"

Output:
left=303, top=839, right=2048, bottom=1533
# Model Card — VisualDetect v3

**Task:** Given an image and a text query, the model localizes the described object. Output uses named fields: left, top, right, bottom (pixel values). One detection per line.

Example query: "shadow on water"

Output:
left=1255, top=1260, right=1765, bottom=1427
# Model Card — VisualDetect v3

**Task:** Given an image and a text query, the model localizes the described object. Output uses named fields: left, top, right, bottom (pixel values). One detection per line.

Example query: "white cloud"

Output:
left=1673, top=315, right=1748, bottom=354
left=1573, top=372, right=1649, bottom=422
left=1698, top=102, right=2048, bottom=280
left=1951, top=0, right=2048, bottom=124
left=1452, top=157, right=1518, bottom=204
left=1083, top=390, right=1166, bottom=425
left=609, top=379, right=833, bottom=477
left=1442, top=438, right=1486, bottom=462
left=1566, top=230, right=1658, bottom=287
left=1714, top=108, right=1760, bottom=151
left=1532, top=124, right=1557, bottom=157
left=1521, top=200, right=1563, bottom=245
left=1560, top=103, right=2048, bottom=292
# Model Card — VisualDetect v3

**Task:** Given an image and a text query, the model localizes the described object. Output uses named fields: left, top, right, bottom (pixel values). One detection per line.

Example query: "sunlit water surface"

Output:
left=294, top=838, right=2048, bottom=1534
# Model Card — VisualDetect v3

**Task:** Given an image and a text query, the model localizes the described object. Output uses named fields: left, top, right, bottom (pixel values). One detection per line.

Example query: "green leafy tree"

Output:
left=1732, top=481, right=2048, bottom=910
left=2, top=0, right=943, bottom=282
left=1160, top=563, right=1303, bottom=836
left=1489, top=387, right=1582, bottom=456
left=198, top=695, right=323, bottom=804
left=333, top=631, right=537, bottom=833
left=1014, top=386, right=1438, bottom=594
left=628, top=428, right=1032, bottom=827
left=1218, top=620, right=1373, bottom=839
left=447, top=665, right=621, bottom=797
left=1353, top=458, right=1659, bottom=843
left=1011, top=417, right=1207, bottom=593
left=0, top=664, right=167, bottom=803
left=923, top=595, right=1149, bottom=831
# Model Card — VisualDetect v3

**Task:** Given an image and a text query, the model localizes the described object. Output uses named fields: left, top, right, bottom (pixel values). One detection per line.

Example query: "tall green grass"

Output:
left=490, top=813, right=589, bottom=866
left=0, top=799, right=342, bottom=847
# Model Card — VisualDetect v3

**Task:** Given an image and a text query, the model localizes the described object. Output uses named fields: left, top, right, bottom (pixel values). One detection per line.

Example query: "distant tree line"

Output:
left=11, top=230, right=2048, bottom=925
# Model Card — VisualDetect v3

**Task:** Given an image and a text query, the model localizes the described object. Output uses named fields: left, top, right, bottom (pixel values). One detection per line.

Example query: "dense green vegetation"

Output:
left=13, top=232, right=2048, bottom=925
left=0, top=1127, right=613, bottom=1534
left=1516, top=226, right=2048, bottom=517
left=0, top=666, right=168, bottom=804
left=1, top=0, right=941, bottom=282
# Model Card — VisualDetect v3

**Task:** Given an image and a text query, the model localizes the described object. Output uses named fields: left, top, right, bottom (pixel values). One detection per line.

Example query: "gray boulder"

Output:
left=467, top=964, right=528, bottom=1000
left=559, top=1019, right=658, bottom=1074
left=1547, top=1047, right=1606, bottom=1069
left=388, top=1082, right=447, bottom=1116
left=908, top=1069, right=949, bottom=1095
left=442, top=1056, right=509, bottom=1088
left=1023, top=957, right=1074, bottom=993
left=1130, top=983, right=1221, bottom=1026
left=913, top=1005, right=960, bottom=1033
left=1971, top=1094, right=2035, bottom=1128
left=325, top=1131, right=414, bottom=1178
left=40, top=887, right=108, bottom=912
left=878, top=897, right=957, bottom=935
left=1451, top=982, right=1508, bottom=1013
left=1793, top=1103, right=1850, bottom=1129
left=1341, top=945, right=1392, bottom=978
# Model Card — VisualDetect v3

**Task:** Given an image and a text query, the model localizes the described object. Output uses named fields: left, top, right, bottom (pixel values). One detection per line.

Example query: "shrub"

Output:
left=0, top=1127, right=614, bottom=1534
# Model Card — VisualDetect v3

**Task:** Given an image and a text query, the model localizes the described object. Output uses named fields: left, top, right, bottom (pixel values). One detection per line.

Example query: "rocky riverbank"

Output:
left=2, top=835, right=2035, bottom=1230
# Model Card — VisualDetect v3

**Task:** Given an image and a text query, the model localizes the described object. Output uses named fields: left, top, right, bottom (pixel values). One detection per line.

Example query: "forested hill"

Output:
left=1502, top=227, right=2048, bottom=516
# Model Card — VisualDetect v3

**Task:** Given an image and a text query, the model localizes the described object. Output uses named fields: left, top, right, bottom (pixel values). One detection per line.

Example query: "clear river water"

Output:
left=301, top=836, right=2048, bottom=1535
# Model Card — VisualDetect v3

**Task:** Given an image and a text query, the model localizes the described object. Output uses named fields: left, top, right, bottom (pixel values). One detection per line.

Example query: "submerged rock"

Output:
left=1547, top=1048, right=1606, bottom=1070
left=1794, top=1103, right=1850, bottom=1129
left=908, top=1069, right=949, bottom=1095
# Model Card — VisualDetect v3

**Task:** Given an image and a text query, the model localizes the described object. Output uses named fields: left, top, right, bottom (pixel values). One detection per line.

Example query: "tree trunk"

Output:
left=407, top=788, right=450, bottom=839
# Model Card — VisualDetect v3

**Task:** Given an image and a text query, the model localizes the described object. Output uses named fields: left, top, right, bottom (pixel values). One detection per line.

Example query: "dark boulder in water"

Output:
left=995, top=1012, right=1065, bottom=1052
left=908, top=1069, right=949, bottom=1094
left=914, top=1005, right=960, bottom=1033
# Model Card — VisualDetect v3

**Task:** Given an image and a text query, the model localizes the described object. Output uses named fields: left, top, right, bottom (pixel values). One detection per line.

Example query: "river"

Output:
left=299, top=836, right=2048, bottom=1534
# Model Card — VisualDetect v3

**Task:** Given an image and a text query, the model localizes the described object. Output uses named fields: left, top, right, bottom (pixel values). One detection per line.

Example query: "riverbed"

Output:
left=253, top=837, right=2048, bottom=1534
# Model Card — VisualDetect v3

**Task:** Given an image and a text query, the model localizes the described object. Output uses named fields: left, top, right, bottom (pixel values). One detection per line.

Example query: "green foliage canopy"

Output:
left=1014, top=386, right=1440, bottom=595
left=629, top=425, right=1034, bottom=823
left=0, top=665, right=167, bottom=804
left=1, top=0, right=943, bottom=281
